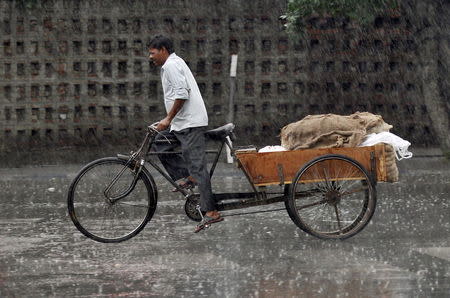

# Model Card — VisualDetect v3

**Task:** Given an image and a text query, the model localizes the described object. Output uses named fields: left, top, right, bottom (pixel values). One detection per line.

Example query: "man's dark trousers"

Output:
left=152, top=126, right=216, bottom=212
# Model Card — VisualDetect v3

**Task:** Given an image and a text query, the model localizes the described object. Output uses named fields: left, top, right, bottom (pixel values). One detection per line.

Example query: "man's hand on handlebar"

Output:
left=156, top=116, right=171, bottom=131
left=148, top=122, right=159, bottom=130
left=148, top=121, right=172, bottom=144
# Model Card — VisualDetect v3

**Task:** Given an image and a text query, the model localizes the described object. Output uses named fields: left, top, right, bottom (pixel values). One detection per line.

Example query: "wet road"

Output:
left=0, top=156, right=449, bottom=297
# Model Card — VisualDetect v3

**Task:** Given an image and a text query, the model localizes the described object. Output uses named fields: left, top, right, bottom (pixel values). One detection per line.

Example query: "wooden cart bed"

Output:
left=235, top=144, right=389, bottom=187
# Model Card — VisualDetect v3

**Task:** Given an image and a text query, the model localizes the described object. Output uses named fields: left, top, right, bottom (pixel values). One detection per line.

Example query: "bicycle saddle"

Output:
left=205, top=123, right=236, bottom=141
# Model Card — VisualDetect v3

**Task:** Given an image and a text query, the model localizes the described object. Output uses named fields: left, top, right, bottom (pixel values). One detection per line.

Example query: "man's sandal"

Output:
left=194, top=215, right=224, bottom=233
left=172, top=178, right=197, bottom=192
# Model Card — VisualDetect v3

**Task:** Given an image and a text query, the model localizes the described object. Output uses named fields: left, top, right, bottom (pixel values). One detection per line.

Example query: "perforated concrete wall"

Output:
left=0, top=0, right=448, bottom=153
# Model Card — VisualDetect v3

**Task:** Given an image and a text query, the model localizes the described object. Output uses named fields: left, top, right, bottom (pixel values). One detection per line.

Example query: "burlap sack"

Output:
left=354, top=112, right=393, bottom=134
left=384, top=144, right=399, bottom=182
left=280, top=112, right=392, bottom=150
left=280, top=112, right=398, bottom=182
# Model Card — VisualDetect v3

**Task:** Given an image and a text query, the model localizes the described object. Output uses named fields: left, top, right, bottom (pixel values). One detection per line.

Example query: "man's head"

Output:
left=148, top=35, right=174, bottom=66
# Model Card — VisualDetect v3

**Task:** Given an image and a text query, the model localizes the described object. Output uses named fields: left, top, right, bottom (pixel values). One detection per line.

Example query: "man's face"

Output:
left=148, top=47, right=168, bottom=66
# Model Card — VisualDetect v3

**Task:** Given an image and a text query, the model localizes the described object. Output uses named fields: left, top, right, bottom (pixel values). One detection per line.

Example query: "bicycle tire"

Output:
left=67, top=157, right=157, bottom=243
left=285, top=154, right=376, bottom=240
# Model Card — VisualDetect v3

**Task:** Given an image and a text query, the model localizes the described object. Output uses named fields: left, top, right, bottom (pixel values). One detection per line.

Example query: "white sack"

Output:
left=258, top=145, right=288, bottom=153
left=359, top=132, right=413, bottom=160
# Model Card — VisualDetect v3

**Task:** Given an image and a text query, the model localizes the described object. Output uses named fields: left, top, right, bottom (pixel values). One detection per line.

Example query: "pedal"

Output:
left=194, top=222, right=210, bottom=233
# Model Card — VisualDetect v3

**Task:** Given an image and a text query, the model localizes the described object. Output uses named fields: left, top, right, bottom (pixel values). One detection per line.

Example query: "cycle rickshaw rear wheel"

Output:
left=285, top=154, right=376, bottom=240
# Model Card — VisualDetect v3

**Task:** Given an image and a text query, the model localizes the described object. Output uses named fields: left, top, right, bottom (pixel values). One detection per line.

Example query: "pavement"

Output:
left=0, top=155, right=449, bottom=297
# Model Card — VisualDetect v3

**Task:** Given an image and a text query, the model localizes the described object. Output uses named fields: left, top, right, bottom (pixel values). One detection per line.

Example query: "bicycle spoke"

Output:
left=334, top=204, right=342, bottom=234
left=297, top=198, right=329, bottom=210
left=340, top=186, right=369, bottom=196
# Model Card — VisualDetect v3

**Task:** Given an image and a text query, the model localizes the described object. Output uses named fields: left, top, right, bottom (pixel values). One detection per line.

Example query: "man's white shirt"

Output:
left=161, top=53, right=208, bottom=131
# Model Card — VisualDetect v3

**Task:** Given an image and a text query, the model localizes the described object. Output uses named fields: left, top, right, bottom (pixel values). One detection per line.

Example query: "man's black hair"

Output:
left=149, top=35, right=174, bottom=54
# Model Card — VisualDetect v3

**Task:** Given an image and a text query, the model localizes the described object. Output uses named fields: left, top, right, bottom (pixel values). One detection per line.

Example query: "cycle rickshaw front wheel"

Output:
left=285, top=154, right=376, bottom=240
left=67, top=157, right=157, bottom=243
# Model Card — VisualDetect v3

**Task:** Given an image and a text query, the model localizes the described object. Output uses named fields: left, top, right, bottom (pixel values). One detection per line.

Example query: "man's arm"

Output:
left=156, top=99, right=185, bottom=131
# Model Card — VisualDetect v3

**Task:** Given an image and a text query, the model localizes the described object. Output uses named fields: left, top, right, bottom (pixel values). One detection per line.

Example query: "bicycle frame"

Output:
left=106, top=125, right=288, bottom=211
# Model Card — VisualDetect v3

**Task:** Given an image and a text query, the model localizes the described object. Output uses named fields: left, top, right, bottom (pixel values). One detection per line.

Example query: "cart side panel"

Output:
left=236, top=144, right=387, bottom=186
left=376, top=144, right=388, bottom=182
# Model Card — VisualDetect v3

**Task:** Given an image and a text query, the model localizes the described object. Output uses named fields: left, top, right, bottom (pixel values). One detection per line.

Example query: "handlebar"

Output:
left=147, top=122, right=172, bottom=144
left=148, top=122, right=159, bottom=132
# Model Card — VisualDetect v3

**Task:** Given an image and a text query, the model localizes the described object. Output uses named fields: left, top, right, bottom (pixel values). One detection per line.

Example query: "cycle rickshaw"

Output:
left=67, top=123, right=390, bottom=243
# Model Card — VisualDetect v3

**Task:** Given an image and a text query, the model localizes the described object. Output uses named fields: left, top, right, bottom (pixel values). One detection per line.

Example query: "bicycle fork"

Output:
left=103, top=158, right=145, bottom=204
